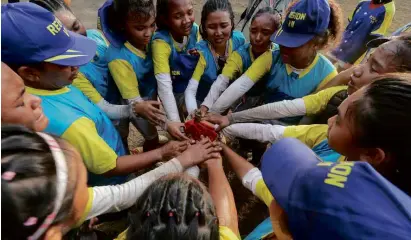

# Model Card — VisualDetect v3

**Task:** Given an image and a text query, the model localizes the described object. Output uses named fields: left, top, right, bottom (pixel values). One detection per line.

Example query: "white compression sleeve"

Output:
left=210, top=75, right=255, bottom=114
left=156, top=73, right=181, bottom=122
left=230, top=98, right=306, bottom=123
left=96, top=99, right=130, bottom=120
left=86, top=158, right=183, bottom=220
left=201, top=75, right=230, bottom=109
left=222, top=123, right=286, bottom=143
left=184, top=79, right=199, bottom=115
left=242, top=167, right=263, bottom=195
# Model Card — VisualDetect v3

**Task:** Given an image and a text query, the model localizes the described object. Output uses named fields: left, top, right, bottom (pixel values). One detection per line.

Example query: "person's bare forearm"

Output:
left=104, top=149, right=163, bottom=176
left=222, top=144, right=255, bottom=179
left=207, top=160, right=239, bottom=236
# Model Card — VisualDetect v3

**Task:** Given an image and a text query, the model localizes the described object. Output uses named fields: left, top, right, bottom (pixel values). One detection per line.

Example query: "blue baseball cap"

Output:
left=1, top=3, right=96, bottom=66
left=271, top=0, right=330, bottom=48
left=261, top=138, right=411, bottom=239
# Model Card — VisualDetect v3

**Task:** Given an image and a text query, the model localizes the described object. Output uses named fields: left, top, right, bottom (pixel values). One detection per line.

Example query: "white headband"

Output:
left=28, top=132, right=69, bottom=240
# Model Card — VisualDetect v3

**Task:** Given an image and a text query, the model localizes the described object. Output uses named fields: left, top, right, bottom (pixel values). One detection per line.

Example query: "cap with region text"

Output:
left=261, top=138, right=411, bottom=239
left=1, top=2, right=96, bottom=66
left=271, top=0, right=330, bottom=48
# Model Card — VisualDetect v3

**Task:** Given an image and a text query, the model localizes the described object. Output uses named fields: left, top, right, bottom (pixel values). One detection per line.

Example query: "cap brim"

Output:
left=271, top=29, right=315, bottom=48
left=44, top=31, right=97, bottom=67
left=261, top=138, right=321, bottom=211
left=366, top=37, right=392, bottom=49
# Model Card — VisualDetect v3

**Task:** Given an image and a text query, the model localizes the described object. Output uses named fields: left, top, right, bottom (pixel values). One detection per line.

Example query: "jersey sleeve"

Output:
left=371, top=2, right=395, bottom=36
left=221, top=51, right=244, bottom=81
left=152, top=39, right=172, bottom=75
left=255, top=178, right=274, bottom=207
left=315, top=68, right=338, bottom=91
left=108, top=59, right=140, bottom=100
left=72, top=72, right=103, bottom=104
left=61, top=117, right=118, bottom=174
left=219, top=226, right=241, bottom=240
left=283, top=124, right=329, bottom=148
left=244, top=51, right=272, bottom=82
left=191, top=52, right=207, bottom=81
left=303, top=86, right=348, bottom=115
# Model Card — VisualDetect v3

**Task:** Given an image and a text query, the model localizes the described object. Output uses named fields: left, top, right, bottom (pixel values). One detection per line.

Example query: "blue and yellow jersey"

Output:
left=191, top=31, right=246, bottom=102
left=226, top=43, right=278, bottom=97
left=115, top=226, right=240, bottom=240
left=152, top=24, right=201, bottom=93
left=74, top=29, right=121, bottom=105
left=27, top=86, right=127, bottom=186
left=303, top=85, right=348, bottom=116
left=106, top=42, right=157, bottom=100
left=283, top=124, right=345, bottom=163
left=245, top=49, right=338, bottom=103
left=332, top=0, right=395, bottom=64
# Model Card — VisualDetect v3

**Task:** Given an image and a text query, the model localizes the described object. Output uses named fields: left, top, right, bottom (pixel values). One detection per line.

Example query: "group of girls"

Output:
left=2, top=0, right=411, bottom=239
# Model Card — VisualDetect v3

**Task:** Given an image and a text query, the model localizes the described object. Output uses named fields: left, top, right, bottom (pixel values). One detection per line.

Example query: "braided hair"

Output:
left=29, top=0, right=72, bottom=13
left=200, top=0, right=235, bottom=40
left=251, top=7, right=281, bottom=31
left=1, top=125, right=75, bottom=240
left=127, top=174, right=219, bottom=240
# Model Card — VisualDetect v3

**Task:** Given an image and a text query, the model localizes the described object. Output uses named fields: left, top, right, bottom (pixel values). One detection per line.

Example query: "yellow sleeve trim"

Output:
left=245, top=51, right=272, bottom=82
left=315, top=69, right=338, bottom=91
left=283, top=125, right=329, bottom=148
left=219, top=226, right=241, bottom=240
left=108, top=59, right=140, bottom=99
left=255, top=179, right=274, bottom=207
left=61, top=117, right=117, bottom=174
left=222, top=51, right=243, bottom=81
left=371, top=2, right=395, bottom=36
left=303, top=86, right=348, bottom=116
left=74, top=188, right=94, bottom=227
left=152, top=39, right=172, bottom=75
left=72, top=72, right=103, bottom=103
left=115, top=228, right=128, bottom=240
left=191, top=52, right=207, bottom=82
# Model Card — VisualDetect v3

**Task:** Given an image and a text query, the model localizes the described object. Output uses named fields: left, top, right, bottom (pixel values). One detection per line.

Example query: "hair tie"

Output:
left=28, top=133, right=68, bottom=240
left=146, top=211, right=150, bottom=217
left=24, top=217, right=38, bottom=226
left=168, top=211, right=174, bottom=217
left=2, top=171, right=16, bottom=181
left=195, top=212, right=200, bottom=217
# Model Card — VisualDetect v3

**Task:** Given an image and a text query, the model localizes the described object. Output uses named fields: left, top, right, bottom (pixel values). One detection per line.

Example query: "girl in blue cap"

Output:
left=205, top=34, right=411, bottom=130
left=197, top=7, right=281, bottom=116
left=2, top=2, right=191, bottom=187
left=208, top=0, right=344, bottom=125
left=30, top=0, right=131, bottom=123
left=183, top=0, right=246, bottom=116
left=151, top=0, right=201, bottom=139
left=2, top=125, right=221, bottom=240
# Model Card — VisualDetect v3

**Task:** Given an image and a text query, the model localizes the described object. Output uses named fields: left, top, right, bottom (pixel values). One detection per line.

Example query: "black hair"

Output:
left=346, top=74, right=411, bottom=196
left=285, top=0, right=343, bottom=50
left=156, top=0, right=171, bottom=30
left=251, top=7, right=281, bottom=31
left=29, top=0, right=72, bottom=13
left=372, top=0, right=393, bottom=4
left=126, top=174, right=219, bottom=240
left=200, top=0, right=235, bottom=40
left=390, top=34, right=411, bottom=72
left=107, top=0, right=155, bottom=34
left=1, top=125, right=75, bottom=239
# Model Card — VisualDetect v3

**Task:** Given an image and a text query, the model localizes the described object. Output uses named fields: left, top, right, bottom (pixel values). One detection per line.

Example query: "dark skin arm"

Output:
left=206, top=154, right=240, bottom=236
left=104, top=141, right=188, bottom=177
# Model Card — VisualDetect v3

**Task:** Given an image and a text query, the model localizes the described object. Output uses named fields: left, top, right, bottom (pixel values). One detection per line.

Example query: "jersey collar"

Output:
left=285, top=54, right=320, bottom=79
left=26, top=86, right=71, bottom=96
left=125, top=42, right=147, bottom=59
